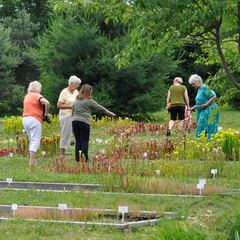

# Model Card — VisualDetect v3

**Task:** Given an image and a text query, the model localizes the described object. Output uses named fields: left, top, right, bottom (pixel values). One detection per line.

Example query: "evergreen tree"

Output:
left=0, top=23, right=24, bottom=116
left=0, top=0, right=51, bottom=32
left=3, top=9, right=40, bottom=87
left=30, top=9, right=179, bottom=116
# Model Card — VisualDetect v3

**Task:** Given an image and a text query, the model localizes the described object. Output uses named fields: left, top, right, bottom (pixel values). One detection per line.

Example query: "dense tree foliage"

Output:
left=30, top=8, right=179, bottom=116
left=0, top=0, right=51, bottom=32
left=62, top=0, right=239, bottom=105
left=2, top=9, right=40, bottom=87
left=0, top=23, right=25, bottom=116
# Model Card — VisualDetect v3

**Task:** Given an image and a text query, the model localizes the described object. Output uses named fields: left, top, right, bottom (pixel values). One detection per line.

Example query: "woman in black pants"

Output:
left=166, top=77, right=190, bottom=136
left=72, top=84, right=116, bottom=162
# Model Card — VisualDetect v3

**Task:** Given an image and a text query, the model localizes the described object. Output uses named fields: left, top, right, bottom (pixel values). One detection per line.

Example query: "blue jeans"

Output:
left=72, top=121, right=90, bottom=162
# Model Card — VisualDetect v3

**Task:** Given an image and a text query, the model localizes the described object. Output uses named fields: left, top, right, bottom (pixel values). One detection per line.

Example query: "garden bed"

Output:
left=0, top=180, right=226, bottom=196
left=0, top=205, right=172, bottom=230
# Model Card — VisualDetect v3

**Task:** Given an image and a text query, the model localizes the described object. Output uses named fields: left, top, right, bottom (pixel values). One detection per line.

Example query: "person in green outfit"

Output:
left=166, top=77, right=190, bottom=136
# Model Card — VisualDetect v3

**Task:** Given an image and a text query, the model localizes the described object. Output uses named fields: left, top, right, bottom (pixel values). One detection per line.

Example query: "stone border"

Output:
left=0, top=181, right=102, bottom=191
left=0, top=205, right=172, bottom=230
left=0, top=217, right=160, bottom=230
left=0, top=181, right=205, bottom=197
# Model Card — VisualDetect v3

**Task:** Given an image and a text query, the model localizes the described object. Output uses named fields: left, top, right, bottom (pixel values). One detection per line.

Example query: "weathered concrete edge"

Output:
left=0, top=217, right=159, bottom=229
left=0, top=181, right=103, bottom=191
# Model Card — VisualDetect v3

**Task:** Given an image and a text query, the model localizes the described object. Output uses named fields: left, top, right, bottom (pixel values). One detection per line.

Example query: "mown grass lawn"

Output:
left=0, top=107, right=240, bottom=239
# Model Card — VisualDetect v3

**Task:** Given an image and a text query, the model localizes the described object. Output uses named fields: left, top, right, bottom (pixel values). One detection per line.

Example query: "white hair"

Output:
left=68, top=75, right=81, bottom=85
left=27, top=81, right=42, bottom=93
left=189, top=74, right=203, bottom=84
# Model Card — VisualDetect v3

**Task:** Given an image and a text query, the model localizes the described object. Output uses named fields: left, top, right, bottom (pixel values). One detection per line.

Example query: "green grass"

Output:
left=1, top=106, right=240, bottom=239
left=149, top=106, right=240, bottom=130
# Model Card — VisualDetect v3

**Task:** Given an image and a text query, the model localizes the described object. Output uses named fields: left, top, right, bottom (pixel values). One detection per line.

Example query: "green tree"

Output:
left=30, top=8, right=179, bottom=116
left=0, top=23, right=24, bottom=116
left=0, top=0, right=51, bottom=32
left=58, top=0, right=240, bottom=105
left=2, top=9, right=40, bottom=87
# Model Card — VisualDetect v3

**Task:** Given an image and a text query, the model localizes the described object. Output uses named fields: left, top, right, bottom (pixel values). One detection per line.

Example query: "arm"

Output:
left=190, top=105, right=197, bottom=111
left=57, top=101, right=72, bottom=109
left=199, top=95, right=216, bottom=109
left=166, top=91, right=171, bottom=109
left=38, top=95, right=51, bottom=118
left=105, top=109, right=116, bottom=117
left=184, top=89, right=190, bottom=109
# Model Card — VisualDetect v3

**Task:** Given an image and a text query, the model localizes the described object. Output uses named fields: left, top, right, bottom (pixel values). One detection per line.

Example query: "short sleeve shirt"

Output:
left=58, top=88, right=78, bottom=115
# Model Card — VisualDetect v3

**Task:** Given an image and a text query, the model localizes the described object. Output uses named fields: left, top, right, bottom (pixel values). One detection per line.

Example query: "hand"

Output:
left=199, top=104, right=207, bottom=109
left=46, top=113, right=51, bottom=119
left=110, top=112, right=117, bottom=117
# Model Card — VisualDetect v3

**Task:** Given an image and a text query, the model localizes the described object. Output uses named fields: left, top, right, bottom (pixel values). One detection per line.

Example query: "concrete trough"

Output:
left=0, top=205, right=172, bottom=230
left=0, top=181, right=103, bottom=191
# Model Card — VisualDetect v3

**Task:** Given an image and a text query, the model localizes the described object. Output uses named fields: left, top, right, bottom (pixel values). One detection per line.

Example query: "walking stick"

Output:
left=183, top=109, right=194, bottom=151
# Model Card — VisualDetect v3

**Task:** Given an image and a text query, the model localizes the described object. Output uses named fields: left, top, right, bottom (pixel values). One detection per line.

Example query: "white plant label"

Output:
left=42, top=151, right=46, bottom=156
left=197, top=183, right=204, bottom=195
left=9, top=153, right=13, bottom=157
left=12, top=204, right=18, bottom=210
left=58, top=204, right=67, bottom=210
left=12, top=204, right=18, bottom=217
left=199, top=179, right=206, bottom=185
left=6, top=178, right=12, bottom=186
left=218, top=127, right=223, bottom=130
left=118, top=206, right=128, bottom=223
left=143, top=152, right=147, bottom=157
left=118, top=206, right=128, bottom=213
left=156, top=170, right=160, bottom=176
left=211, top=169, right=217, bottom=180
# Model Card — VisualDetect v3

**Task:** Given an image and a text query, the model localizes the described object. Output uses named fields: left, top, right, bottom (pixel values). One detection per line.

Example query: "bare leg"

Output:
left=177, top=120, right=183, bottom=130
left=169, top=120, right=176, bottom=130
left=60, top=148, right=65, bottom=159
left=29, top=151, right=36, bottom=165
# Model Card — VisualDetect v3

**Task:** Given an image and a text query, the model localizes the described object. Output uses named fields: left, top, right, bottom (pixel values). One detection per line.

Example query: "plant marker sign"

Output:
left=197, top=183, right=204, bottom=195
left=12, top=204, right=18, bottom=217
left=199, top=179, right=206, bottom=185
left=6, top=178, right=12, bottom=187
left=118, top=206, right=128, bottom=223
left=58, top=204, right=67, bottom=211
left=156, top=170, right=160, bottom=176
left=211, top=169, right=217, bottom=180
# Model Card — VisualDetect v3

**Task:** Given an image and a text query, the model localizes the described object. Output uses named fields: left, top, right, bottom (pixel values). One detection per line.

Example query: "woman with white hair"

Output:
left=57, top=75, right=81, bottom=159
left=22, top=81, right=51, bottom=165
left=166, top=77, right=190, bottom=136
left=189, top=74, right=219, bottom=139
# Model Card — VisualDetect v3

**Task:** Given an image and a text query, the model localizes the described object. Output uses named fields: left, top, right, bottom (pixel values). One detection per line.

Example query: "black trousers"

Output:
left=72, top=121, right=90, bottom=162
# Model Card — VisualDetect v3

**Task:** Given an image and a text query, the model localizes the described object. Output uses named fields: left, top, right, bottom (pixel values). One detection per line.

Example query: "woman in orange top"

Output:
left=22, top=81, right=51, bottom=165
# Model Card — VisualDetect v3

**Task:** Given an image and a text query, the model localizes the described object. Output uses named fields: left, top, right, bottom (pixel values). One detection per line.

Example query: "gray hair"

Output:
left=27, top=81, right=42, bottom=93
left=68, top=75, right=81, bottom=85
left=189, top=74, right=203, bottom=84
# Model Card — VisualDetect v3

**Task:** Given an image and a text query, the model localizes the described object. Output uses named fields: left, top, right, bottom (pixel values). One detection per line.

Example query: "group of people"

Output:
left=166, top=74, right=219, bottom=138
left=22, top=73, right=219, bottom=165
left=22, top=76, right=116, bottom=165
